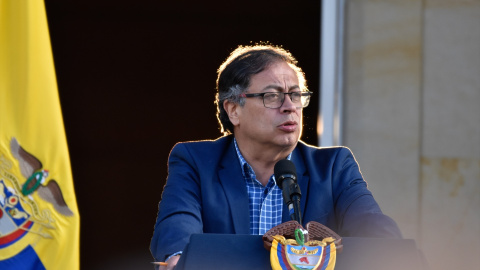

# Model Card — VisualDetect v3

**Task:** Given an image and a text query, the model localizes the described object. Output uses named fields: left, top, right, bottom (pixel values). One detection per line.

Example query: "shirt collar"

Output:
left=233, top=138, right=292, bottom=178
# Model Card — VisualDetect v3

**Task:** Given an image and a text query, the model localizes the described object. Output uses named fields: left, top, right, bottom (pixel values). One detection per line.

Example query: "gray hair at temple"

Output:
left=215, top=44, right=308, bottom=135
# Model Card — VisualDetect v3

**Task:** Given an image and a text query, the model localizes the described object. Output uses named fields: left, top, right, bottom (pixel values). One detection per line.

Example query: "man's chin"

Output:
left=276, top=133, right=300, bottom=148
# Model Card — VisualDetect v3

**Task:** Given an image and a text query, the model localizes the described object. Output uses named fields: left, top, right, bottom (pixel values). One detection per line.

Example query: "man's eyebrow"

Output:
left=260, top=85, right=301, bottom=92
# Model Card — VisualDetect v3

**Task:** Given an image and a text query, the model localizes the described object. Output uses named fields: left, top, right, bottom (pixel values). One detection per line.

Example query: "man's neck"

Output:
left=235, top=138, right=295, bottom=186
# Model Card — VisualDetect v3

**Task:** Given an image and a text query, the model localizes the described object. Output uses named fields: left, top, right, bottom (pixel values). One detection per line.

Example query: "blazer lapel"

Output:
left=218, top=141, right=250, bottom=234
left=282, top=147, right=309, bottom=224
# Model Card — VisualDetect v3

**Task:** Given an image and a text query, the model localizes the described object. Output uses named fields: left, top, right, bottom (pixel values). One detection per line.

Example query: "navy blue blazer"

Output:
left=151, top=136, right=401, bottom=261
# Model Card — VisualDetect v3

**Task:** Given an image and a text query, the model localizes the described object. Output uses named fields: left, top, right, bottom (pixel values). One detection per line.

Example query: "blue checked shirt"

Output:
left=234, top=139, right=291, bottom=235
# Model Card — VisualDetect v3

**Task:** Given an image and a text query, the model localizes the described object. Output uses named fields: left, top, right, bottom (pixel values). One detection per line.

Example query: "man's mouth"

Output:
left=278, top=121, right=298, bottom=132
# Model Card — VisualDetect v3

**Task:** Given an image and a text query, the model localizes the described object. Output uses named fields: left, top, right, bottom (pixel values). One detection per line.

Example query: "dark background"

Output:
left=44, top=1, right=321, bottom=269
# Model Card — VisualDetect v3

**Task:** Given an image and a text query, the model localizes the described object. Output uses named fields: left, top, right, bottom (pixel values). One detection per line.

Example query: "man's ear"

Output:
left=223, top=100, right=240, bottom=126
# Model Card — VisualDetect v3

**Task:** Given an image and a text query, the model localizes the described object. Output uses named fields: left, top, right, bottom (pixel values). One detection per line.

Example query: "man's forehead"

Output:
left=251, top=63, right=299, bottom=84
left=256, top=61, right=297, bottom=76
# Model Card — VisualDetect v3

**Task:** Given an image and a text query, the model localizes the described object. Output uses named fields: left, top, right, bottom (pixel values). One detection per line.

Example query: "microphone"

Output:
left=274, top=159, right=302, bottom=225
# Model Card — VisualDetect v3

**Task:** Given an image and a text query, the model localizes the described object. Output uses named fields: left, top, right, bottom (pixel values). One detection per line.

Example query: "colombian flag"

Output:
left=0, top=0, right=80, bottom=269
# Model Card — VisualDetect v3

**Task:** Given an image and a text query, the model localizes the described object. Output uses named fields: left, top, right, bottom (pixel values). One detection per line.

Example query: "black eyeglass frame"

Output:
left=239, top=91, right=313, bottom=109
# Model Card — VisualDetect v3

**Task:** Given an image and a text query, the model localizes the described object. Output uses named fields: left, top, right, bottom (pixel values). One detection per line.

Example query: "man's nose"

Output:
left=280, top=94, right=297, bottom=111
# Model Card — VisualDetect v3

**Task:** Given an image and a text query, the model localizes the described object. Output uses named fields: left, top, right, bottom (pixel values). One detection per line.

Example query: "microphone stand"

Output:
left=292, top=200, right=302, bottom=225
left=290, top=183, right=302, bottom=225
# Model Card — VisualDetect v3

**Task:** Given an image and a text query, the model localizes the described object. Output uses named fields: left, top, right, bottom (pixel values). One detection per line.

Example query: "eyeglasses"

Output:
left=239, top=91, right=313, bottom=109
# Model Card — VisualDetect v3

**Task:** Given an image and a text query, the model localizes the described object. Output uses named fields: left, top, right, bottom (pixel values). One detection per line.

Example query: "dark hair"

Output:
left=215, top=44, right=307, bottom=135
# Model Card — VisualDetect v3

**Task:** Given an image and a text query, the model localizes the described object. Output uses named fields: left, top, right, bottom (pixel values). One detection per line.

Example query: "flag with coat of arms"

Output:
left=0, top=0, right=80, bottom=269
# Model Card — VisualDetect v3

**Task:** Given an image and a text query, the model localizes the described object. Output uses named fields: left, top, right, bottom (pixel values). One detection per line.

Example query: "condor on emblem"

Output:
left=269, top=229, right=337, bottom=270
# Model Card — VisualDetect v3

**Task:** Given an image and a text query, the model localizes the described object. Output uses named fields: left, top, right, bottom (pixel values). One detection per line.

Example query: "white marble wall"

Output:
left=342, top=1, right=480, bottom=269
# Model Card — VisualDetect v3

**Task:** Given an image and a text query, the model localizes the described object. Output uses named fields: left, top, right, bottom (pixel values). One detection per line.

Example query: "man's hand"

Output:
left=159, top=255, right=180, bottom=270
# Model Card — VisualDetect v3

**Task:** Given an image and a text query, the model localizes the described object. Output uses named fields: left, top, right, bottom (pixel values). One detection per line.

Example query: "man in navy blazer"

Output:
left=150, top=44, right=402, bottom=269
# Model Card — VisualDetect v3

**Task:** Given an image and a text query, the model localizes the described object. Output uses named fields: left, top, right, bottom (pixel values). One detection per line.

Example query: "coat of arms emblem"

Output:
left=0, top=138, right=74, bottom=249
left=263, top=221, right=342, bottom=270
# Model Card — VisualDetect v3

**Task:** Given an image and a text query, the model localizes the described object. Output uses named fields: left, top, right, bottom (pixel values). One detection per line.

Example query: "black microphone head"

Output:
left=274, top=159, right=297, bottom=188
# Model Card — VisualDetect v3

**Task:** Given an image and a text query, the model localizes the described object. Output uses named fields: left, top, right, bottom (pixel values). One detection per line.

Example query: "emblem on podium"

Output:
left=263, top=221, right=342, bottom=270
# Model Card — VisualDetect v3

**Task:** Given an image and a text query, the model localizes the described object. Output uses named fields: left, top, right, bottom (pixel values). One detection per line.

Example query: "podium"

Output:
left=175, top=234, right=428, bottom=270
